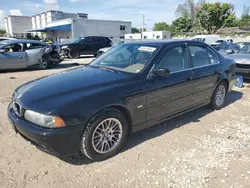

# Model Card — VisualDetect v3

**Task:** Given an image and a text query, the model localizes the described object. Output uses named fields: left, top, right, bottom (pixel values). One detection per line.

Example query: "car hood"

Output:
left=228, top=53, right=250, bottom=64
left=14, top=66, right=132, bottom=112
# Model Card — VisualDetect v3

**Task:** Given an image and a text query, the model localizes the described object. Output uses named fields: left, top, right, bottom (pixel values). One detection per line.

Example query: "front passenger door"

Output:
left=146, top=44, right=193, bottom=124
left=0, top=44, right=27, bottom=70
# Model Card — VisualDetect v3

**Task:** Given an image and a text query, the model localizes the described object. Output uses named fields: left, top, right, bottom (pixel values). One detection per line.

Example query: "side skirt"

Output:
left=132, top=99, right=211, bottom=133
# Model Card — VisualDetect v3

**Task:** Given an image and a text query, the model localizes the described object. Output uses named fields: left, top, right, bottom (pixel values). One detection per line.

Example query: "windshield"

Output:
left=71, top=37, right=84, bottom=44
left=90, top=43, right=160, bottom=74
left=238, top=44, right=250, bottom=54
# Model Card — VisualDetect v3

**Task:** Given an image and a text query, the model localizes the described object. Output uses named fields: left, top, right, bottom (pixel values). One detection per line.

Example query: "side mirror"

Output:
left=225, top=49, right=233, bottom=54
left=152, top=68, right=170, bottom=77
left=0, top=49, right=5, bottom=53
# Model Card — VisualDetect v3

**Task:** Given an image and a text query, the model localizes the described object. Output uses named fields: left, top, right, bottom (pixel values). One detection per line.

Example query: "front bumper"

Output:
left=8, top=104, right=82, bottom=157
left=236, top=64, right=250, bottom=79
left=236, top=68, right=250, bottom=79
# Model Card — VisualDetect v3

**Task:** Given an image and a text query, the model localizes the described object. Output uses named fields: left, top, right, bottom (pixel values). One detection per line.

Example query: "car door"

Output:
left=24, top=42, right=46, bottom=66
left=0, top=43, right=27, bottom=70
left=80, top=37, right=94, bottom=55
left=146, top=44, right=193, bottom=125
left=188, top=43, right=220, bottom=104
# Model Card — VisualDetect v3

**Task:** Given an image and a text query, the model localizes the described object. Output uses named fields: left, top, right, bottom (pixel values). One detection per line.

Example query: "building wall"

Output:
left=142, top=31, right=171, bottom=39
left=4, top=18, right=9, bottom=34
left=125, top=33, right=142, bottom=39
left=41, top=13, right=46, bottom=27
left=72, top=19, right=131, bottom=42
left=4, top=16, right=32, bottom=37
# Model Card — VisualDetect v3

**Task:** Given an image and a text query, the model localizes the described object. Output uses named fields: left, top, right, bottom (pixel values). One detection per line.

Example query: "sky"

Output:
left=0, top=0, right=249, bottom=30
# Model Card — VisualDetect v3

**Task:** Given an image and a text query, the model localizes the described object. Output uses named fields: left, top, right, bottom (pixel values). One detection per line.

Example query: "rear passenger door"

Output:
left=188, top=44, right=220, bottom=104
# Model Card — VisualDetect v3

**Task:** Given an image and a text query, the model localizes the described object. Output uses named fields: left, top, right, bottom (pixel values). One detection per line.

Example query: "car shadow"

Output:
left=59, top=90, right=243, bottom=165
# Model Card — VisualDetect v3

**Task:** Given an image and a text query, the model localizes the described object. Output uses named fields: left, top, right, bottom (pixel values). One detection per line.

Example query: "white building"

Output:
left=28, top=10, right=131, bottom=43
left=4, top=16, right=32, bottom=38
left=125, top=31, right=171, bottom=40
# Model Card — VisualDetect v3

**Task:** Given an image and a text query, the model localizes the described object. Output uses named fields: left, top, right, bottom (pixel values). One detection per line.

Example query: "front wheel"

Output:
left=80, top=108, right=129, bottom=161
left=211, top=82, right=227, bottom=110
left=40, top=58, right=50, bottom=69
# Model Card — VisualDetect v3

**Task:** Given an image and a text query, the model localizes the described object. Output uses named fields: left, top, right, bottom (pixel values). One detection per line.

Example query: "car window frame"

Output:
left=187, top=43, right=220, bottom=69
left=153, top=43, right=191, bottom=74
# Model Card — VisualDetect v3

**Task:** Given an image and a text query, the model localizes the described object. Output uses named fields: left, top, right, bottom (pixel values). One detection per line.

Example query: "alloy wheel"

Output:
left=215, top=85, right=226, bottom=106
left=92, top=118, right=123, bottom=154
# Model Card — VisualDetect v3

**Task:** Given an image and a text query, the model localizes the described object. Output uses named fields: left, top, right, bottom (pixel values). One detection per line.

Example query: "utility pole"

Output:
left=142, top=14, right=145, bottom=33
left=141, top=14, right=145, bottom=39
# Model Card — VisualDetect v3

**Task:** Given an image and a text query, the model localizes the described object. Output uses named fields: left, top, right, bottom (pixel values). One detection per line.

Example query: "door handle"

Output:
left=18, top=56, right=24, bottom=58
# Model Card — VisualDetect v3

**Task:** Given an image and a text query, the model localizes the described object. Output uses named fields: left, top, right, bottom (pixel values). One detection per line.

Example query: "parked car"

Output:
left=0, top=39, right=48, bottom=70
left=8, top=40, right=236, bottom=161
left=227, top=43, right=250, bottom=78
left=0, top=37, right=17, bottom=42
left=194, top=35, right=220, bottom=44
left=96, top=41, right=125, bottom=57
left=60, top=36, right=112, bottom=59
left=210, top=42, right=240, bottom=55
left=236, top=42, right=250, bottom=49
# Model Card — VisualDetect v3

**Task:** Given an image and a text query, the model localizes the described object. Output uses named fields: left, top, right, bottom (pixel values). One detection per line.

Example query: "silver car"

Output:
left=228, top=43, right=250, bottom=79
left=0, top=39, right=47, bottom=70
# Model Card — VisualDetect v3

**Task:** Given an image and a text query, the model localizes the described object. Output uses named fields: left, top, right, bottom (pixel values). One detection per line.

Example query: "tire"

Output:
left=211, top=82, right=228, bottom=110
left=69, top=51, right=80, bottom=59
left=40, top=58, right=50, bottom=69
left=80, top=108, right=129, bottom=161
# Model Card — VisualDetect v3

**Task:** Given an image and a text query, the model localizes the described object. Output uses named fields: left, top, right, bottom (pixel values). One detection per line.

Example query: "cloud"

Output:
left=70, top=0, right=87, bottom=2
left=24, top=1, right=60, bottom=12
left=44, top=0, right=57, bottom=5
left=9, top=9, right=22, bottom=16
left=0, top=9, right=5, bottom=29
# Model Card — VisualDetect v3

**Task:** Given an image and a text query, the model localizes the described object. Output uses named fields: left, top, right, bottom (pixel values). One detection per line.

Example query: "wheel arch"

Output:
left=85, top=104, right=133, bottom=135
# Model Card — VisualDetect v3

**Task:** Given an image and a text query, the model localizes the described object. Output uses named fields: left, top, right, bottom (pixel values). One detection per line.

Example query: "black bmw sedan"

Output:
left=8, top=40, right=237, bottom=161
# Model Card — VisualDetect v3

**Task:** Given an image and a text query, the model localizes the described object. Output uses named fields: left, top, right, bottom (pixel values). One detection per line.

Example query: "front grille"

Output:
left=236, top=64, right=250, bottom=69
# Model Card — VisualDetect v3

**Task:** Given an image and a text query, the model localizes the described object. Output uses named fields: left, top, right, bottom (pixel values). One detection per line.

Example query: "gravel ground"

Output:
left=0, top=58, right=250, bottom=188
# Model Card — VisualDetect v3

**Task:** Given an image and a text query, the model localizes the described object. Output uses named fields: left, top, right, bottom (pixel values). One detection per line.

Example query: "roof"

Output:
left=0, top=39, right=47, bottom=45
left=125, top=39, right=192, bottom=45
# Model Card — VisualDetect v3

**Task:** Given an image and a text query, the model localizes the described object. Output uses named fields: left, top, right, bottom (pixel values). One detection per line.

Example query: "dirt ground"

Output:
left=0, top=58, right=250, bottom=188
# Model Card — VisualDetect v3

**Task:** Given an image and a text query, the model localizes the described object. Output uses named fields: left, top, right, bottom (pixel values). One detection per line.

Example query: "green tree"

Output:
left=239, top=5, right=250, bottom=27
left=131, top=27, right=140, bottom=33
left=196, top=2, right=236, bottom=34
left=0, top=29, right=6, bottom=36
left=172, top=17, right=193, bottom=34
left=153, top=22, right=170, bottom=31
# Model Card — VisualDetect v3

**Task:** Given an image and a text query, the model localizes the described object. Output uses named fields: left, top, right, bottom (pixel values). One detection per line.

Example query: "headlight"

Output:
left=61, top=46, right=68, bottom=49
left=24, top=110, right=65, bottom=128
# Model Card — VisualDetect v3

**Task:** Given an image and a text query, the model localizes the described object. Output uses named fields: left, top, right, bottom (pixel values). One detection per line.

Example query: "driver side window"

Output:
left=82, top=38, right=93, bottom=44
left=155, top=46, right=188, bottom=73
left=3, top=43, right=23, bottom=52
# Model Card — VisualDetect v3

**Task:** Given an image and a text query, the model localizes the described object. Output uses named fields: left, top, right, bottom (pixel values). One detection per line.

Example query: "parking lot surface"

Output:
left=0, top=58, right=250, bottom=188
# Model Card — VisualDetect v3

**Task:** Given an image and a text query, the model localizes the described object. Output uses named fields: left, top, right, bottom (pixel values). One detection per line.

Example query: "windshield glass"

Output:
left=238, top=44, right=250, bottom=54
left=90, top=43, right=160, bottom=74
left=71, top=37, right=84, bottom=44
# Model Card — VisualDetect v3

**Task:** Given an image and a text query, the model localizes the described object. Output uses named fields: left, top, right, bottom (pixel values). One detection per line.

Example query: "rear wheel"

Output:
left=211, top=82, right=227, bottom=110
left=80, top=108, right=129, bottom=161
left=69, top=51, right=80, bottom=59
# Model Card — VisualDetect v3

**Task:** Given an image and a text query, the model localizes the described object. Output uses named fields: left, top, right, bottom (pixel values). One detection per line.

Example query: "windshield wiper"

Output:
left=98, top=66, right=119, bottom=73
